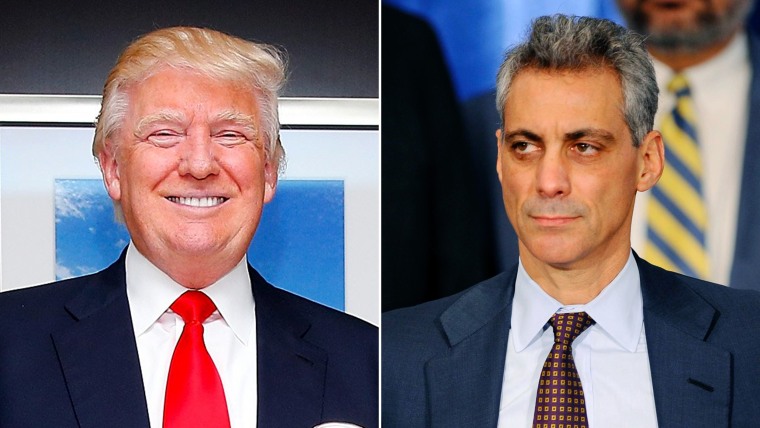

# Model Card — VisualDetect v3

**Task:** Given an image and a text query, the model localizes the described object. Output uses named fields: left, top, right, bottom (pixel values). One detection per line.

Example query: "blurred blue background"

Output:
left=383, top=0, right=623, bottom=102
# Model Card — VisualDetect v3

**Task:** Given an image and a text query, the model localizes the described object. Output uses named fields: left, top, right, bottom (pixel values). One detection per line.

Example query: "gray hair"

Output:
left=496, top=14, right=658, bottom=146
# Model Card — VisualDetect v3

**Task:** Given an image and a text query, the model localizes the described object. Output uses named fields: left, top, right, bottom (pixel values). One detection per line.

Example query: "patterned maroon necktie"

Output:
left=532, top=311, right=594, bottom=428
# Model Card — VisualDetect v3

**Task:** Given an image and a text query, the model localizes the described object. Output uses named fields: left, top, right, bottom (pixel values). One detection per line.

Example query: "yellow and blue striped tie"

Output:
left=645, top=74, right=709, bottom=279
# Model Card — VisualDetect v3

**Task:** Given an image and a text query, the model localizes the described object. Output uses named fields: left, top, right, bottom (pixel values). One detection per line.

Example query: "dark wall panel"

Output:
left=0, top=0, right=378, bottom=97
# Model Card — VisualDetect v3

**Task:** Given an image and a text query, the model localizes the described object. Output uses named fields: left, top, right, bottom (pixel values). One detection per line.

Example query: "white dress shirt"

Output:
left=497, top=252, right=658, bottom=427
left=632, top=32, right=751, bottom=285
left=125, top=244, right=258, bottom=427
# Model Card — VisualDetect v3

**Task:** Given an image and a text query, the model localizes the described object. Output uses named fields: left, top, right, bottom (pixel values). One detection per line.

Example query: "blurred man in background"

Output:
left=617, top=0, right=760, bottom=288
left=382, top=5, right=497, bottom=312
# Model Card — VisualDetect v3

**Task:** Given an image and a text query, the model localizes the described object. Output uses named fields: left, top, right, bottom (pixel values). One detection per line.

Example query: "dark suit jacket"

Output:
left=0, top=255, right=378, bottom=428
left=382, top=255, right=760, bottom=427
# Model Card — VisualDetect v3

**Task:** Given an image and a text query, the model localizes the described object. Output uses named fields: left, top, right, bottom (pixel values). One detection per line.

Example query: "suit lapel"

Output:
left=250, top=267, right=327, bottom=427
left=51, top=258, right=150, bottom=428
left=426, top=271, right=515, bottom=428
left=638, top=257, right=731, bottom=428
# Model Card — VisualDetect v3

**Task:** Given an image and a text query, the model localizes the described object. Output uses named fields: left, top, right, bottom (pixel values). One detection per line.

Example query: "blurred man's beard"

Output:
left=623, top=0, right=751, bottom=54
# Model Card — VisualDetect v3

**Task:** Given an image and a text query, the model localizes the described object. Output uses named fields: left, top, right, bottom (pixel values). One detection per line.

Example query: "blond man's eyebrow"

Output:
left=133, top=111, right=187, bottom=136
left=132, top=110, right=258, bottom=137
left=213, top=110, right=258, bottom=133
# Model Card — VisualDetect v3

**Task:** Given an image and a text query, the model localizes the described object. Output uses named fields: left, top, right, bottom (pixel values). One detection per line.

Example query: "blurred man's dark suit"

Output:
left=382, top=5, right=498, bottom=311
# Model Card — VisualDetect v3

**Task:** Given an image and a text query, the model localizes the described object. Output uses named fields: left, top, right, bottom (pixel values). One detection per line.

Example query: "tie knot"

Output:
left=171, top=291, right=217, bottom=324
left=550, top=312, right=594, bottom=345
left=668, top=74, right=691, bottom=97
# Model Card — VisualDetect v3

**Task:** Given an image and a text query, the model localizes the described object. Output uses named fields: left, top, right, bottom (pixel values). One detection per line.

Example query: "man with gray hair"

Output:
left=0, top=26, right=377, bottom=428
left=383, top=14, right=760, bottom=427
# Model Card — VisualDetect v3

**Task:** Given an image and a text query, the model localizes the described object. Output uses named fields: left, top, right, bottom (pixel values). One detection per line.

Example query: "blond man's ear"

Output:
left=99, top=139, right=122, bottom=202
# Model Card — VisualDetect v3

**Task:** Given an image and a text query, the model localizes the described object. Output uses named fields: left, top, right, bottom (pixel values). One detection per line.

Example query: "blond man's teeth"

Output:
left=167, top=196, right=227, bottom=207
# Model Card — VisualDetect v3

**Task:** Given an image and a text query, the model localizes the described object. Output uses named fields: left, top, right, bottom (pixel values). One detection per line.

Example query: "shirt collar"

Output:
left=511, top=251, right=643, bottom=352
left=125, top=242, right=255, bottom=345
left=653, top=31, right=748, bottom=92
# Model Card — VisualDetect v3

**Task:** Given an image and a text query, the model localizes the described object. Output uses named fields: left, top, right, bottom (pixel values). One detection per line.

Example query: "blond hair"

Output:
left=93, top=26, right=286, bottom=170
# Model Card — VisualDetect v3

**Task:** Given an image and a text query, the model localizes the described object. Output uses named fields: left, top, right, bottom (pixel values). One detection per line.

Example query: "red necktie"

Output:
left=163, top=291, right=231, bottom=428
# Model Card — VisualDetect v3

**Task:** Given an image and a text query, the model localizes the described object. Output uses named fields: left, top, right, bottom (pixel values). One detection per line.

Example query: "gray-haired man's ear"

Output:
left=636, top=130, right=665, bottom=193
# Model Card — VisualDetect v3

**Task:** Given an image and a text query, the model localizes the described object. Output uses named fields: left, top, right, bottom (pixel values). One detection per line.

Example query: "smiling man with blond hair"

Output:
left=0, top=26, right=377, bottom=428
